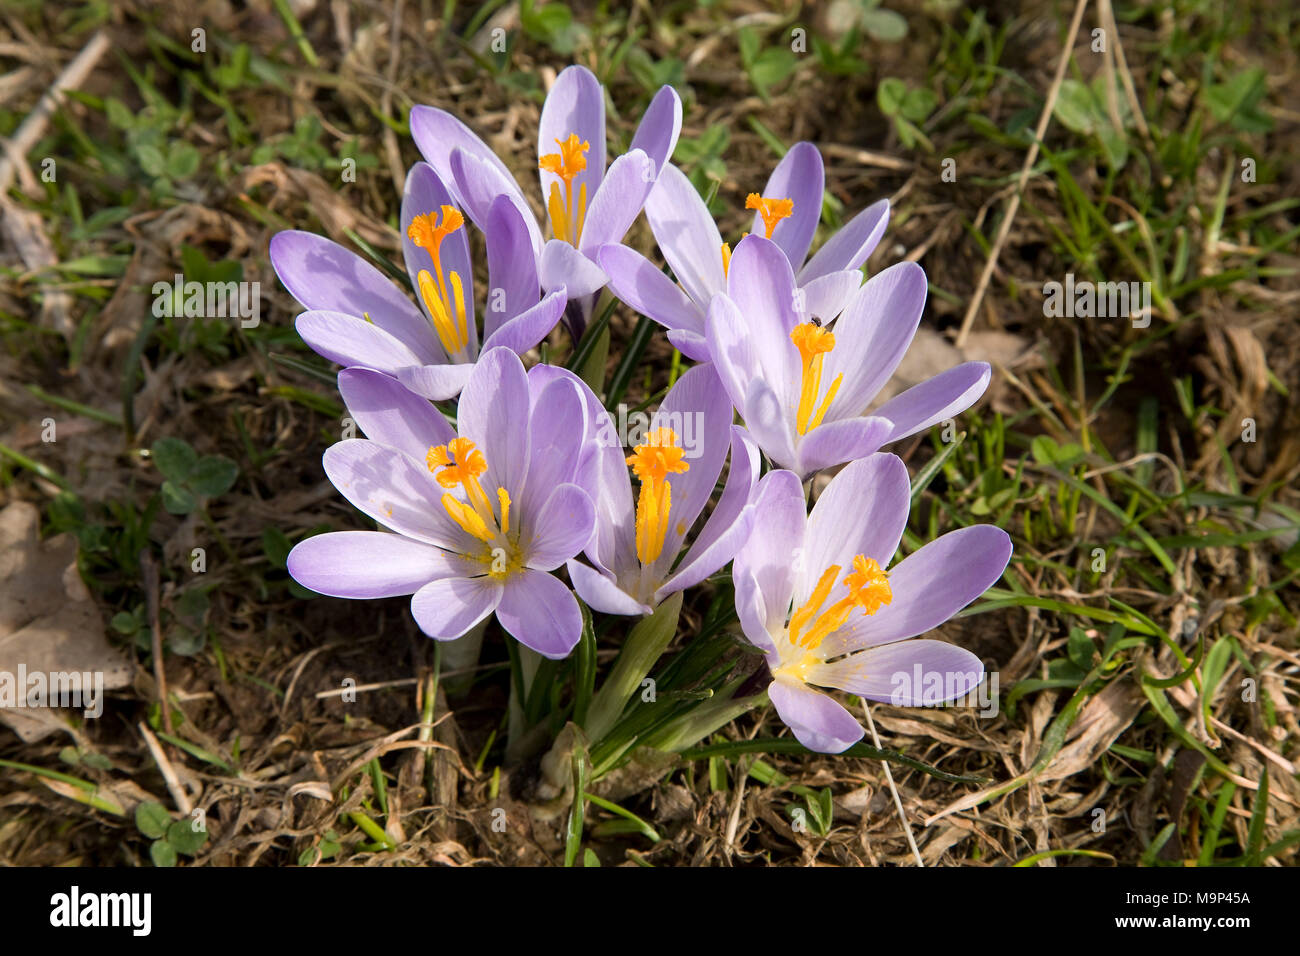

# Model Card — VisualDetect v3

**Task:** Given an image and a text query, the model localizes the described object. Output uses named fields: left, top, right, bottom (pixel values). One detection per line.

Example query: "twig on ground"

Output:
left=955, top=0, right=1090, bottom=348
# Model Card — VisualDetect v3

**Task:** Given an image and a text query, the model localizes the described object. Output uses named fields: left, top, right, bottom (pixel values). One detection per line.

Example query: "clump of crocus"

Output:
left=270, top=163, right=565, bottom=401
left=287, top=348, right=598, bottom=658
left=732, top=454, right=1011, bottom=753
left=410, top=65, right=681, bottom=338
left=563, top=364, right=760, bottom=615
left=706, top=235, right=991, bottom=477
left=596, top=143, right=890, bottom=360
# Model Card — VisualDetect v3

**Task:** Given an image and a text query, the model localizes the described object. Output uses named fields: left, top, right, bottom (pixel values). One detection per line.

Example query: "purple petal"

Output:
left=725, top=236, right=800, bottom=401
left=794, top=415, right=892, bottom=478
left=628, top=85, right=683, bottom=183
left=735, top=565, right=780, bottom=656
left=448, top=147, right=544, bottom=258
left=642, top=363, right=733, bottom=578
left=733, top=469, right=805, bottom=638
left=409, top=105, right=528, bottom=219
left=755, top=142, right=824, bottom=270
left=323, top=439, right=473, bottom=551
left=823, top=262, right=928, bottom=420
left=657, top=503, right=754, bottom=603
left=578, top=150, right=655, bottom=254
left=645, top=163, right=725, bottom=306
left=538, top=65, right=605, bottom=216
left=270, top=231, right=436, bottom=362
left=401, top=162, right=474, bottom=356
left=768, top=679, right=863, bottom=753
left=597, top=243, right=703, bottom=335
left=668, top=425, right=761, bottom=588
left=288, top=531, right=467, bottom=598
left=823, top=525, right=1011, bottom=654
left=584, top=415, right=636, bottom=576
left=801, top=453, right=909, bottom=605
left=394, top=363, right=475, bottom=402
left=567, top=559, right=652, bottom=616
left=524, top=483, right=596, bottom=571
left=743, top=376, right=799, bottom=471
left=484, top=194, right=540, bottom=336
left=481, top=289, right=565, bottom=355
left=874, top=362, right=992, bottom=445
left=497, top=568, right=583, bottom=658
left=411, top=575, right=503, bottom=640
left=539, top=238, right=609, bottom=299
left=799, top=199, right=890, bottom=284
left=800, top=270, right=861, bottom=325
left=338, top=367, right=456, bottom=461
left=666, top=329, right=710, bottom=362
left=457, top=347, right=531, bottom=497
left=526, top=365, right=629, bottom=572
left=295, top=310, right=425, bottom=373
left=704, top=292, right=760, bottom=418
left=518, top=377, right=588, bottom=521
left=813, top=640, right=984, bottom=706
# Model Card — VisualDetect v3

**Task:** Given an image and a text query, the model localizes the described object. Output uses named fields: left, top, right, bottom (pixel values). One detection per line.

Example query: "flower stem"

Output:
left=583, top=591, right=682, bottom=743
left=505, top=643, right=543, bottom=763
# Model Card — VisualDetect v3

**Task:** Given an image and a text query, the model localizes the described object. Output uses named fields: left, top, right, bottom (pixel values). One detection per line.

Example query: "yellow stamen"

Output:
left=787, top=564, right=839, bottom=641
left=497, top=487, right=510, bottom=537
left=426, top=438, right=514, bottom=565
left=627, top=428, right=690, bottom=565
left=417, top=270, right=462, bottom=356
left=788, top=554, right=891, bottom=651
left=746, top=193, right=794, bottom=239
left=720, top=241, right=732, bottom=277
left=574, top=180, right=588, bottom=246
left=408, top=206, right=469, bottom=356
left=790, top=322, right=843, bottom=435
left=441, top=493, right=493, bottom=543
left=450, top=272, right=468, bottom=350
left=547, top=182, right=570, bottom=244
left=539, top=133, right=591, bottom=246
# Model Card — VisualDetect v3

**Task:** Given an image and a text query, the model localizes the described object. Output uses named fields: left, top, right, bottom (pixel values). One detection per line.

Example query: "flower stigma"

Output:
left=539, top=133, right=590, bottom=246
left=773, top=555, right=891, bottom=682
left=745, top=193, right=793, bottom=239
left=626, top=427, right=690, bottom=566
left=427, top=437, right=519, bottom=579
left=790, top=322, right=844, bottom=435
left=408, top=206, right=470, bottom=357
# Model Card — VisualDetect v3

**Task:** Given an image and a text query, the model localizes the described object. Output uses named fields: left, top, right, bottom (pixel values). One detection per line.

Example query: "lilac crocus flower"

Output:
left=596, top=143, right=890, bottom=360
left=287, top=348, right=597, bottom=659
left=733, top=454, right=1012, bottom=753
left=270, top=163, right=565, bottom=401
left=561, top=363, right=761, bottom=615
left=409, top=65, right=682, bottom=338
left=706, top=235, right=991, bottom=478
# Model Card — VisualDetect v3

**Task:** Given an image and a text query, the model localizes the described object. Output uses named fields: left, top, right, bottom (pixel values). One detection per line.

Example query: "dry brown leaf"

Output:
left=0, top=501, right=132, bottom=743
left=1037, top=679, right=1145, bottom=782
